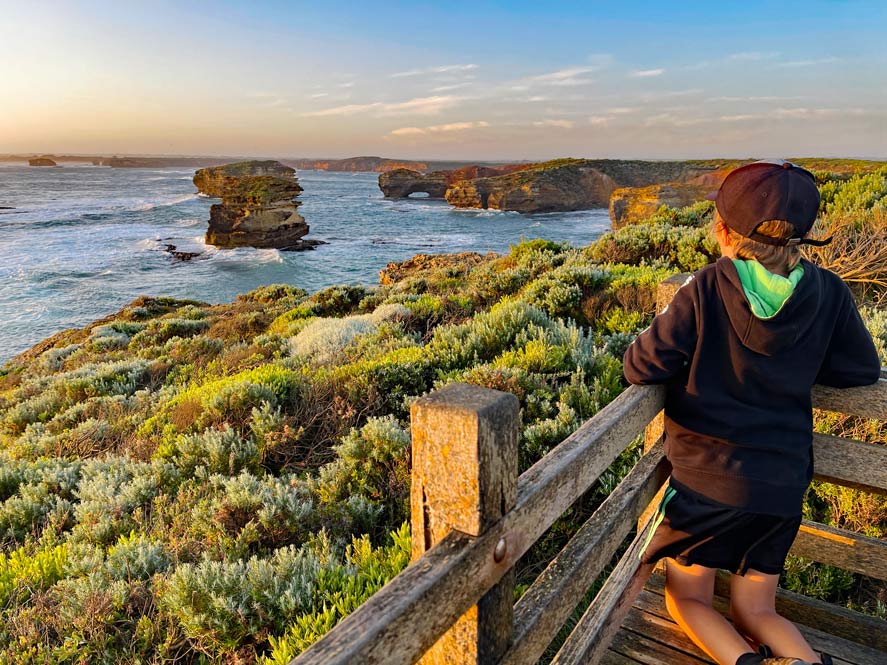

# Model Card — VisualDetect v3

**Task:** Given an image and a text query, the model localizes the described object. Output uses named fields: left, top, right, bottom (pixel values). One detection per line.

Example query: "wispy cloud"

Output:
left=706, top=95, right=808, bottom=103
left=776, top=57, right=839, bottom=68
left=630, top=68, right=665, bottom=78
left=533, top=119, right=575, bottom=129
left=607, top=106, right=639, bottom=114
left=337, top=82, right=355, bottom=89
left=525, top=66, right=598, bottom=87
left=308, top=92, right=329, bottom=99
left=389, top=120, right=490, bottom=136
left=390, top=64, right=478, bottom=78
left=588, top=115, right=613, bottom=126
left=430, top=82, right=474, bottom=93
left=303, top=95, right=461, bottom=117
left=729, top=51, right=781, bottom=61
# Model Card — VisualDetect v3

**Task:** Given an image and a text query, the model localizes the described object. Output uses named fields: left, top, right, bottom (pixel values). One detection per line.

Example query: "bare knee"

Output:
left=731, top=603, right=779, bottom=636
left=665, top=582, right=713, bottom=621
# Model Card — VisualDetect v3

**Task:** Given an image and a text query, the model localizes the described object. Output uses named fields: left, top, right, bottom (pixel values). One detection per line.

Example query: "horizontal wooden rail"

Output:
left=502, top=444, right=669, bottom=665
left=550, top=511, right=655, bottom=664
left=812, top=432, right=887, bottom=495
left=293, top=383, right=665, bottom=664
left=790, top=520, right=887, bottom=581
left=812, top=378, right=887, bottom=420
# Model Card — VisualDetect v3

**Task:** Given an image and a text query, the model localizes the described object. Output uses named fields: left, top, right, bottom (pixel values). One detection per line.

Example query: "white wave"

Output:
left=129, top=193, right=199, bottom=211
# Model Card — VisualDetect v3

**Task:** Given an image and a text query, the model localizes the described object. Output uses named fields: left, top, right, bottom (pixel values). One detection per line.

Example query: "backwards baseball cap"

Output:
left=707, top=159, right=831, bottom=247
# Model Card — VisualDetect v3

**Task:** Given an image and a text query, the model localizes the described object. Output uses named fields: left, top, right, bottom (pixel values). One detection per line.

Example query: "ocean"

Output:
left=0, top=164, right=611, bottom=363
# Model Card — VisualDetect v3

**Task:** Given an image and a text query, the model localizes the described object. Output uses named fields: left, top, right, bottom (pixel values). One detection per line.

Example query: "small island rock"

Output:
left=193, top=160, right=318, bottom=250
left=28, top=157, right=57, bottom=167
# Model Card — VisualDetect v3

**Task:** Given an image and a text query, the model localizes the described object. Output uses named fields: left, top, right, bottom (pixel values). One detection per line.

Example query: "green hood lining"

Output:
left=732, top=259, right=804, bottom=319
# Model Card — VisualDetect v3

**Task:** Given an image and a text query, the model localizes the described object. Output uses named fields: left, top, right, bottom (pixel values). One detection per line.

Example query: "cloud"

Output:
left=533, top=119, right=575, bottom=129
left=729, top=51, right=780, bottom=61
left=303, top=95, right=461, bottom=117
left=525, top=66, right=598, bottom=87
left=308, top=92, right=329, bottom=99
left=337, top=82, right=355, bottom=88
left=720, top=114, right=759, bottom=122
left=706, top=95, right=807, bottom=103
left=607, top=106, right=639, bottom=114
left=430, top=83, right=474, bottom=93
left=391, top=64, right=478, bottom=78
left=630, top=68, right=665, bottom=78
left=776, top=57, right=839, bottom=68
left=389, top=121, right=490, bottom=136
left=588, top=115, right=612, bottom=126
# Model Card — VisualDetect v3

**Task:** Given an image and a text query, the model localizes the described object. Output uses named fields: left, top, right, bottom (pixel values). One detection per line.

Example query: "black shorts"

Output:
left=639, top=478, right=802, bottom=576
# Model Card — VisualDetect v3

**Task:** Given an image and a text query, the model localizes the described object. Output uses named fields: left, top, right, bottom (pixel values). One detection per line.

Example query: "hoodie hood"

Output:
left=715, top=256, right=823, bottom=356
left=733, top=259, right=804, bottom=319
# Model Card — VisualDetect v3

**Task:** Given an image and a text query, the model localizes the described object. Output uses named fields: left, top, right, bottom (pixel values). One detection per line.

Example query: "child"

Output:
left=623, top=160, right=881, bottom=665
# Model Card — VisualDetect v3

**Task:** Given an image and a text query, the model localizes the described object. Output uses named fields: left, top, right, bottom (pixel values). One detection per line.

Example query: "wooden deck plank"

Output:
left=624, top=575, right=885, bottom=665
left=610, top=627, right=711, bottom=665
left=645, top=573, right=887, bottom=652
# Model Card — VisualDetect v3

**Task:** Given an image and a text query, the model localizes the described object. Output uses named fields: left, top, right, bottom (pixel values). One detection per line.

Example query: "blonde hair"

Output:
left=714, top=210, right=801, bottom=275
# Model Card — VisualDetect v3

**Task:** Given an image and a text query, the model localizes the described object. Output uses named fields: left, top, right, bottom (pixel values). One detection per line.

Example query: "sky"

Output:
left=1, top=0, right=886, bottom=160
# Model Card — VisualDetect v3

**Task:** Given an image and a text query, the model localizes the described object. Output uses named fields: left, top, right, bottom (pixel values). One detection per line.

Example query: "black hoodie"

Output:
left=623, top=257, right=880, bottom=516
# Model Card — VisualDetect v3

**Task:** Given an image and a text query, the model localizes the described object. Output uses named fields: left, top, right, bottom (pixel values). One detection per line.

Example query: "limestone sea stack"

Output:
left=378, top=169, right=449, bottom=198
left=193, top=160, right=320, bottom=250
left=28, top=157, right=57, bottom=167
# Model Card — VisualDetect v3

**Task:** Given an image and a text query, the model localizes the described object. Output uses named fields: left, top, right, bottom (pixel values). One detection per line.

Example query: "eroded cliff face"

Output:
left=609, top=183, right=711, bottom=228
left=439, top=159, right=724, bottom=214
left=193, top=161, right=319, bottom=250
left=445, top=161, right=621, bottom=213
left=378, top=169, right=449, bottom=198
left=293, top=156, right=429, bottom=172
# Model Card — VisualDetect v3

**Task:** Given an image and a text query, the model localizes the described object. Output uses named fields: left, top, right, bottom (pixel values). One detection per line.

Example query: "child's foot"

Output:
left=761, top=659, right=815, bottom=664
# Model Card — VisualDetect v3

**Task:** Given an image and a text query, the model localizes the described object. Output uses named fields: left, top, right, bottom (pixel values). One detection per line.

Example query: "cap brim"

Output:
left=704, top=190, right=718, bottom=201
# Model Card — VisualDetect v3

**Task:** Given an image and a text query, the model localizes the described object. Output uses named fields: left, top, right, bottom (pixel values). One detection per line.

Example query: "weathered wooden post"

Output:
left=639, top=273, right=688, bottom=531
left=410, top=382, right=519, bottom=664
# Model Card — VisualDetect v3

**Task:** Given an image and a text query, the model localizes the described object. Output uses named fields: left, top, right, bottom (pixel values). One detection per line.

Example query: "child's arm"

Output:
left=623, top=277, right=698, bottom=385
left=816, top=285, right=881, bottom=388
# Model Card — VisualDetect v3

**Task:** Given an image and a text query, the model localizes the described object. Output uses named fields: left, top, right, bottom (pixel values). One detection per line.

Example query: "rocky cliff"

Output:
left=378, top=169, right=449, bottom=198
left=441, top=159, right=724, bottom=214
left=609, top=183, right=712, bottom=228
left=28, top=157, right=57, bottom=167
left=193, top=161, right=319, bottom=250
left=293, top=156, right=429, bottom=172
left=379, top=164, right=533, bottom=199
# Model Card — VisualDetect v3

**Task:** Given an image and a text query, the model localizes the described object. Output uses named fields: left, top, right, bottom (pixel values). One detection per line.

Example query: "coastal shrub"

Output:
left=428, top=299, right=551, bottom=369
left=0, top=541, right=69, bottom=606
left=644, top=200, right=714, bottom=227
left=71, top=459, right=179, bottom=545
left=239, top=284, right=309, bottom=308
left=587, top=222, right=718, bottom=272
left=104, top=531, right=171, bottom=580
left=307, top=285, right=367, bottom=317
left=39, top=344, right=82, bottom=371
left=820, top=167, right=887, bottom=215
left=260, top=524, right=411, bottom=664
left=312, top=416, right=410, bottom=529
left=155, top=425, right=259, bottom=476
left=289, top=304, right=410, bottom=364
left=129, top=318, right=210, bottom=347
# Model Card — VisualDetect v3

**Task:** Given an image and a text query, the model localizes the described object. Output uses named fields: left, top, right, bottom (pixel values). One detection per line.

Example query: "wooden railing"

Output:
left=293, top=275, right=887, bottom=665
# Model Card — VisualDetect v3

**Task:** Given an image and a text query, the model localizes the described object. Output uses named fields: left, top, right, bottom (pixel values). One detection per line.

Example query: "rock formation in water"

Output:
left=440, top=159, right=726, bottom=214
left=378, top=169, right=449, bottom=198
left=379, top=164, right=534, bottom=199
left=28, top=157, right=57, bottom=167
left=609, top=183, right=712, bottom=228
left=193, top=160, right=321, bottom=250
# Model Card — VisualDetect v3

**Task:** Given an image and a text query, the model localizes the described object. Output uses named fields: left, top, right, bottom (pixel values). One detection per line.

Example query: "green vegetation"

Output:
left=1, top=166, right=886, bottom=661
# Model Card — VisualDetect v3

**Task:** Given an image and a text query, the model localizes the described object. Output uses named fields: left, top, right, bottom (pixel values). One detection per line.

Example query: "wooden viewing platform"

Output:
left=293, top=275, right=887, bottom=665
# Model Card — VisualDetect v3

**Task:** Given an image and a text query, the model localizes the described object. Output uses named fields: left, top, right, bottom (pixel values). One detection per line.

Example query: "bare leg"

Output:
left=665, top=559, right=755, bottom=665
left=730, top=568, right=819, bottom=662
